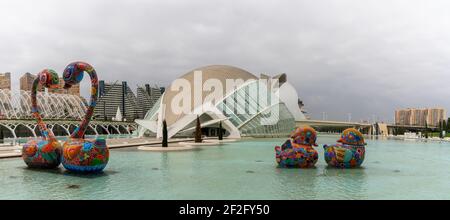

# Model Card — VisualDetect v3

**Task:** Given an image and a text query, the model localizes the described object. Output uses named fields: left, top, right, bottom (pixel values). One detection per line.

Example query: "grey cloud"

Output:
left=1, top=0, right=450, bottom=122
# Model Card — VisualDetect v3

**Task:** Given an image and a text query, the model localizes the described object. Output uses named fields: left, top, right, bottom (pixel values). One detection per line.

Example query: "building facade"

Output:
left=0, top=73, right=11, bottom=90
left=20, top=73, right=79, bottom=95
left=48, top=77, right=80, bottom=96
left=135, top=87, right=151, bottom=120
left=136, top=85, right=163, bottom=119
left=94, top=81, right=139, bottom=122
left=19, top=72, right=41, bottom=91
left=135, top=65, right=307, bottom=139
left=395, top=108, right=447, bottom=127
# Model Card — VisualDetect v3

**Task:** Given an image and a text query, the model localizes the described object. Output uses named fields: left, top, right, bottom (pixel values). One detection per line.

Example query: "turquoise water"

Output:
left=1, top=136, right=450, bottom=200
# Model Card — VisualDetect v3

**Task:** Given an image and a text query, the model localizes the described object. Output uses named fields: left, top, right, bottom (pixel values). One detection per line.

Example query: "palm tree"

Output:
left=162, top=120, right=168, bottom=147
left=195, top=116, right=202, bottom=143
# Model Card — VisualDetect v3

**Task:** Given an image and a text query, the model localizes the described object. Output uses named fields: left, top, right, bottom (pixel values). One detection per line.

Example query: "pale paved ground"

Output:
left=0, top=137, right=195, bottom=159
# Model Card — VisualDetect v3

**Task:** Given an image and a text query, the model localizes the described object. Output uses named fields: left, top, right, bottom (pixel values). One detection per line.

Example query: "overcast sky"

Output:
left=1, top=0, right=450, bottom=122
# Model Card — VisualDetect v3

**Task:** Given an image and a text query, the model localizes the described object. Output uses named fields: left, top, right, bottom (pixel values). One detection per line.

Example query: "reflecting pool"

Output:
left=0, top=136, right=449, bottom=199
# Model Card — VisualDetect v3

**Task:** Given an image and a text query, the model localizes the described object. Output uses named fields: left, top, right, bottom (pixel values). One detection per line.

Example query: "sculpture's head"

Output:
left=290, top=126, right=318, bottom=146
left=39, top=69, right=60, bottom=89
left=63, top=62, right=85, bottom=89
left=338, top=128, right=366, bottom=146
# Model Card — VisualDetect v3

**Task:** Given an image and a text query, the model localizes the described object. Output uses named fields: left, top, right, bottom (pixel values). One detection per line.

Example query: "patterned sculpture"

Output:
left=61, top=62, right=109, bottom=172
left=22, top=69, right=63, bottom=168
left=275, top=126, right=319, bottom=168
left=323, top=128, right=366, bottom=168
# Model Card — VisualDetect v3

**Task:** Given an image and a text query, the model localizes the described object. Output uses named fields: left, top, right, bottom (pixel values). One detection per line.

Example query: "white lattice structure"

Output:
left=0, top=120, right=138, bottom=139
left=0, top=89, right=86, bottom=120
left=0, top=89, right=137, bottom=138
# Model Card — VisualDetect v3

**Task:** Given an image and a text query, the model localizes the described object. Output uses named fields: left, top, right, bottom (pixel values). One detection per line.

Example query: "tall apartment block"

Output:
left=20, top=72, right=36, bottom=91
left=395, top=108, right=447, bottom=127
left=0, top=72, right=11, bottom=90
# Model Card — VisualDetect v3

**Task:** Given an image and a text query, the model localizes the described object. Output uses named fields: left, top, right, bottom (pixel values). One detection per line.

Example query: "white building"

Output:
left=135, top=65, right=306, bottom=139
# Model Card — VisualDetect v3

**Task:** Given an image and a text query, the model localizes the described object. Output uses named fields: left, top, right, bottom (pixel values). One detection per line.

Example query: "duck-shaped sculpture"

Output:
left=61, top=61, right=109, bottom=173
left=275, top=126, right=319, bottom=168
left=22, top=69, right=63, bottom=168
left=323, top=128, right=366, bottom=168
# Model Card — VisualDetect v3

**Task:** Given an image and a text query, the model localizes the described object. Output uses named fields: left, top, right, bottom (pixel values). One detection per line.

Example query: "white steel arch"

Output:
left=0, top=89, right=86, bottom=120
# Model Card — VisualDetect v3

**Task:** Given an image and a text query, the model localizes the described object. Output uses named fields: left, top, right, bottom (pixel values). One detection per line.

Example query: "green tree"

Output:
left=442, top=120, right=447, bottom=136
left=195, top=116, right=203, bottom=143
left=218, top=121, right=223, bottom=141
left=162, top=120, right=168, bottom=147
left=425, top=121, right=429, bottom=139
left=447, top=118, right=450, bottom=132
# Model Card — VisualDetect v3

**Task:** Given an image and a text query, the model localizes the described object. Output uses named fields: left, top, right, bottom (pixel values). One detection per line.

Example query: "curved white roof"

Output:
left=136, top=65, right=306, bottom=139
left=162, top=65, right=258, bottom=126
left=274, top=82, right=306, bottom=120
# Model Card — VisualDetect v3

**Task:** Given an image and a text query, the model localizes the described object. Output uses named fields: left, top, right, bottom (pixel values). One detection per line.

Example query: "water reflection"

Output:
left=272, top=165, right=369, bottom=200
left=320, top=166, right=368, bottom=199
left=18, top=165, right=113, bottom=199
left=62, top=170, right=118, bottom=179
left=21, top=166, right=65, bottom=175
left=273, top=167, right=320, bottom=199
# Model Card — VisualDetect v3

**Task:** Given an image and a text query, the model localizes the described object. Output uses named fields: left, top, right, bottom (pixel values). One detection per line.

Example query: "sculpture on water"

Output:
left=275, top=126, right=319, bottom=168
left=22, top=69, right=63, bottom=168
left=323, top=128, right=366, bottom=168
left=61, top=62, right=109, bottom=173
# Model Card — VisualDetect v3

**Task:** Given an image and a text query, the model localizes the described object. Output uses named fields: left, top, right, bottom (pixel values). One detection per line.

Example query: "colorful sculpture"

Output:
left=275, top=126, right=319, bottom=168
left=61, top=62, right=109, bottom=173
left=323, top=128, right=366, bottom=168
left=22, top=69, right=63, bottom=168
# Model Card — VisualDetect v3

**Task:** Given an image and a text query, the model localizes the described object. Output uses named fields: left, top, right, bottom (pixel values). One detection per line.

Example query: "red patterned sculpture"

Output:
left=22, top=69, right=62, bottom=168
left=61, top=62, right=109, bottom=173
left=275, top=126, right=319, bottom=168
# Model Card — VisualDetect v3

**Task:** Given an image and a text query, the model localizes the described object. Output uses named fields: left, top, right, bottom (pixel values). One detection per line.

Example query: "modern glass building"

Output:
left=135, top=65, right=306, bottom=138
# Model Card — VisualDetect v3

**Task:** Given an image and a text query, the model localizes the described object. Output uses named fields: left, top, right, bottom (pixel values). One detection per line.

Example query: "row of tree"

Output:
left=161, top=116, right=224, bottom=147
left=437, top=118, right=450, bottom=139
left=422, top=118, right=450, bottom=139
